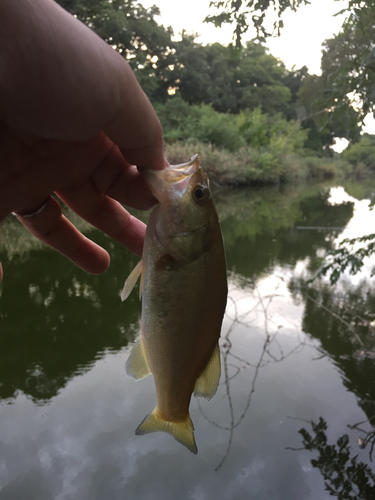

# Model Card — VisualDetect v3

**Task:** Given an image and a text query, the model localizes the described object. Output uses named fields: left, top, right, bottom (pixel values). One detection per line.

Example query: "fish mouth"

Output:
left=166, top=155, right=201, bottom=197
left=140, top=155, right=201, bottom=202
left=168, top=154, right=200, bottom=178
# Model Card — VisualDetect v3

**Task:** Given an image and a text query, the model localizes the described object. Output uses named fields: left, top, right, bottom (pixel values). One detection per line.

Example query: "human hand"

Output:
left=0, top=0, right=167, bottom=282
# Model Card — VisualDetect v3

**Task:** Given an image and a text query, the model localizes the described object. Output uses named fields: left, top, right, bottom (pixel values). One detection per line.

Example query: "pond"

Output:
left=1, top=180, right=375, bottom=499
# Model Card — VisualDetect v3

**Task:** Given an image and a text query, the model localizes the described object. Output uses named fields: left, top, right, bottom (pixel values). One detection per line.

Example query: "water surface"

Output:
left=1, top=181, right=374, bottom=499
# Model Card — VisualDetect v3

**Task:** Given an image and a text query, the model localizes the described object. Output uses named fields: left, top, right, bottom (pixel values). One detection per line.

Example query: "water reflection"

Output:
left=0, top=181, right=375, bottom=498
left=290, top=417, right=375, bottom=499
left=349, top=419, right=375, bottom=461
left=0, top=229, right=141, bottom=402
left=0, top=181, right=356, bottom=405
left=290, top=277, right=375, bottom=421
left=0, top=184, right=368, bottom=405
left=216, top=183, right=354, bottom=279
left=201, top=274, right=310, bottom=470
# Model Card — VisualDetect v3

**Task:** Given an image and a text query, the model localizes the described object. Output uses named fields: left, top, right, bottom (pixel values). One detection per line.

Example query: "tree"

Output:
left=281, top=65, right=309, bottom=120
left=170, top=34, right=218, bottom=108
left=297, top=74, right=361, bottom=153
left=205, top=0, right=375, bottom=125
left=343, top=133, right=375, bottom=168
left=320, top=2, right=375, bottom=122
left=172, top=36, right=292, bottom=115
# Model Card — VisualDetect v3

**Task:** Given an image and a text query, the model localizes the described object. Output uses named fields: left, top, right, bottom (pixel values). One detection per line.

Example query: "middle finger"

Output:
left=57, top=181, right=146, bottom=256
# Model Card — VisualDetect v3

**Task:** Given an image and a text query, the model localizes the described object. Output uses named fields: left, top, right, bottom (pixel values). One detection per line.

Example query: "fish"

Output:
left=121, top=154, right=227, bottom=454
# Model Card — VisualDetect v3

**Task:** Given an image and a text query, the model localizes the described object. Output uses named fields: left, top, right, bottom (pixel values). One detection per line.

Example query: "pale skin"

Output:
left=0, top=0, right=168, bottom=283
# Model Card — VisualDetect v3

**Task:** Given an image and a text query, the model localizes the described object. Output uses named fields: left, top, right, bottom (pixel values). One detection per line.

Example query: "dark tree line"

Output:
left=55, top=0, right=371, bottom=155
left=207, top=0, right=375, bottom=124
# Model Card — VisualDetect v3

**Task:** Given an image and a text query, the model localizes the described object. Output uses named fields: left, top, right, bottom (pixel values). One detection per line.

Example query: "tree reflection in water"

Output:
left=196, top=269, right=375, bottom=476
left=199, top=274, right=310, bottom=470
left=0, top=221, right=142, bottom=403
left=348, top=418, right=375, bottom=460
left=289, top=417, right=375, bottom=499
left=289, top=277, right=375, bottom=419
left=288, top=276, right=375, bottom=496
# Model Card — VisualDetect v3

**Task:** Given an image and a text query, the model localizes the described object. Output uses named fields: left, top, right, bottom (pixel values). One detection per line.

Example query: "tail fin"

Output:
left=135, top=408, right=198, bottom=454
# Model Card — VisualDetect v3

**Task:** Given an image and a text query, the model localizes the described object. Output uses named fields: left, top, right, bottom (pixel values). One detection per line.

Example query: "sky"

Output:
left=142, top=0, right=375, bottom=137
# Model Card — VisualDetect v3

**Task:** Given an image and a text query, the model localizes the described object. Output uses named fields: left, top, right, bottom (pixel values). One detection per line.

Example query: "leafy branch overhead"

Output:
left=321, top=2, right=375, bottom=122
left=205, top=0, right=311, bottom=44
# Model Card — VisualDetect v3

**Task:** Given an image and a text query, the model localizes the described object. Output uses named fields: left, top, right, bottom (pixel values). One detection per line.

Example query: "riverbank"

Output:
left=165, top=141, right=369, bottom=186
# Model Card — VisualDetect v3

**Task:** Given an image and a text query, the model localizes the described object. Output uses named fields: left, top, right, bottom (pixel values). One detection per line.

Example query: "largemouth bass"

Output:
left=121, top=155, right=227, bottom=454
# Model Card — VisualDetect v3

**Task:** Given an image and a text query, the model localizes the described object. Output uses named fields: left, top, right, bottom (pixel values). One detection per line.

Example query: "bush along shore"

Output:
left=165, top=139, right=373, bottom=188
left=158, top=100, right=375, bottom=187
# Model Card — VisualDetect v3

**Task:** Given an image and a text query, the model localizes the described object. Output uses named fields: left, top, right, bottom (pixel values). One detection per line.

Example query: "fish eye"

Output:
left=193, top=185, right=208, bottom=202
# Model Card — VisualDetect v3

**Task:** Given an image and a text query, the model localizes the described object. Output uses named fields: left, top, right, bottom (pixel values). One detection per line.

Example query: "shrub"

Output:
left=343, top=134, right=375, bottom=169
left=198, top=105, right=245, bottom=152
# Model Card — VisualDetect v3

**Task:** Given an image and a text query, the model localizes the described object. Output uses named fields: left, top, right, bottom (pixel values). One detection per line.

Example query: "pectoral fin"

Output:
left=125, top=339, right=151, bottom=380
left=194, top=344, right=221, bottom=400
left=121, top=260, right=143, bottom=301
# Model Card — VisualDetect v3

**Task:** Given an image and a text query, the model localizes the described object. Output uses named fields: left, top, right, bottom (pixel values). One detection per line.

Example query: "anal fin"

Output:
left=125, top=339, right=151, bottom=380
left=194, top=344, right=221, bottom=400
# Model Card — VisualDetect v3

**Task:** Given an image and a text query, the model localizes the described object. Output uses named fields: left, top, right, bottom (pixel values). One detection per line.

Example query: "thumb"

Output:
left=102, top=62, right=167, bottom=171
